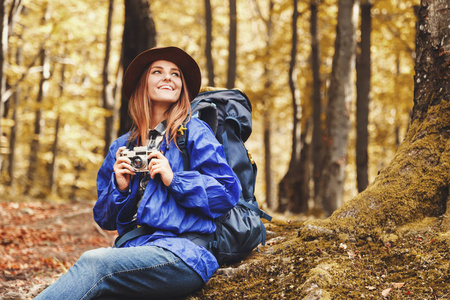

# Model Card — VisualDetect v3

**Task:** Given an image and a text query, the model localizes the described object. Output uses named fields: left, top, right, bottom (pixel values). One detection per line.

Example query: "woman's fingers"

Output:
left=114, top=147, right=135, bottom=190
left=148, top=153, right=173, bottom=186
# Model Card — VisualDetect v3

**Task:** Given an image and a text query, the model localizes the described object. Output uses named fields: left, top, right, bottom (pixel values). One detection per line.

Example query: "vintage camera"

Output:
left=120, top=146, right=156, bottom=172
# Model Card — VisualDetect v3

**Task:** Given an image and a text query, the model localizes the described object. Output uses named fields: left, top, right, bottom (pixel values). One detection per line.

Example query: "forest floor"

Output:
left=0, top=200, right=449, bottom=299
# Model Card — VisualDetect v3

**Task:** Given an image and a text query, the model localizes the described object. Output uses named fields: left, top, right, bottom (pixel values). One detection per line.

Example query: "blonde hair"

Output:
left=128, top=65, right=191, bottom=148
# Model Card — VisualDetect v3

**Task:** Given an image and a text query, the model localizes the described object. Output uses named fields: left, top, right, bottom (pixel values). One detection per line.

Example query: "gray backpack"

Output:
left=179, top=89, right=272, bottom=266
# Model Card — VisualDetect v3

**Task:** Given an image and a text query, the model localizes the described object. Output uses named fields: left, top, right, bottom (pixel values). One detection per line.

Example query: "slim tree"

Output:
left=252, top=0, right=276, bottom=210
left=0, top=0, right=10, bottom=170
left=310, top=0, right=323, bottom=205
left=320, top=0, right=359, bottom=216
left=118, top=0, right=157, bottom=136
left=24, top=6, right=51, bottom=195
left=204, top=0, right=215, bottom=87
left=226, top=0, right=237, bottom=89
left=102, top=0, right=116, bottom=156
left=7, top=34, right=21, bottom=192
left=356, top=0, right=372, bottom=192
left=278, top=0, right=309, bottom=213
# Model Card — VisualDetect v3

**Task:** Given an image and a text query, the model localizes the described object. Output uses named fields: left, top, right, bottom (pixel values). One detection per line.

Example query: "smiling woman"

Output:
left=34, top=46, right=241, bottom=299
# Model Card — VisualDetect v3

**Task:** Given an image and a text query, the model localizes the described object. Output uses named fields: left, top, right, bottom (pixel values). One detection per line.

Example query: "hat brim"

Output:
left=122, top=46, right=201, bottom=101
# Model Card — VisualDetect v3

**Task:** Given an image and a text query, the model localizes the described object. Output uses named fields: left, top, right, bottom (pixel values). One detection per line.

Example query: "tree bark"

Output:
left=0, top=0, right=11, bottom=171
left=355, top=2, right=372, bottom=192
left=319, top=0, right=359, bottom=216
left=103, top=0, right=116, bottom=156
left=118, top=0, right=157, bottom=136
left=303, top=0, right=450, bottom=236
left=7, top=34, right=21, bottom=192
left=226, top=0, right=237, bottom=89
left=204, top=0, right=215, bottom=87
left=24, top=47, right=49, bottom=195
left=263, top=109, right=274, bottom=210
left=49, top=51, right=66, bottom=196
left=24, top=6, right=50, bottom=195
left=252, top=0, right=275, bottom=210
left=278, top=0, right=309, bottom=214
left=310, top=0, right=323, bottom=207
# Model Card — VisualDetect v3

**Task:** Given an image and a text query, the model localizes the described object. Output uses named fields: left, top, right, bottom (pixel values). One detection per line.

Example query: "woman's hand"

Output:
left=148, top=151, right=174, bottom=186
left=113, top=146, right=135, bottom=191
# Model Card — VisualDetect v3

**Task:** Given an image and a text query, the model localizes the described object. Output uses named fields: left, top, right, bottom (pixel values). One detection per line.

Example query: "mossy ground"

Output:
left=191, top=217, right=450, bottom=299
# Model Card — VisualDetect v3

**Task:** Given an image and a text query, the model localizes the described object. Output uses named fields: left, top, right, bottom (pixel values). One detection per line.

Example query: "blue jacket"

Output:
left=93, top=118, right=241, bottom=282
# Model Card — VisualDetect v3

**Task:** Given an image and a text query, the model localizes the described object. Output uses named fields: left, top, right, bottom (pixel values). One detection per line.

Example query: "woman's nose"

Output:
left=163, top=72, right=171, bottom=81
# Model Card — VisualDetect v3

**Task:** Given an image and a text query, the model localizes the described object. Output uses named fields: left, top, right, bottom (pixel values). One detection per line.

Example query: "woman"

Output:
left=35, top=46, right=241, bottom=299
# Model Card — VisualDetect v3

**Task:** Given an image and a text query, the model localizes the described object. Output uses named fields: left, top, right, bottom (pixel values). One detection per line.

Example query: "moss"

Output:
left=192, top=216, right=450, bottom=299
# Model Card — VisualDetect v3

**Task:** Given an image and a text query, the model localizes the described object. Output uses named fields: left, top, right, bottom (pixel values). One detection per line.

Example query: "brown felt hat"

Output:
left=122, top=46, right=201, bottom=101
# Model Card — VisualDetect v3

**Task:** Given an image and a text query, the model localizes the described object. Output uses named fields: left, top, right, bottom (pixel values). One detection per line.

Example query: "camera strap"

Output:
left=113, top=225, right=156, bottom=248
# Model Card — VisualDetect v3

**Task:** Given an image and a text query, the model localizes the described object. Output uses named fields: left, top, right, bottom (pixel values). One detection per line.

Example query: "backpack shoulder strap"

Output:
left=176, top=124, right=190, bottom=171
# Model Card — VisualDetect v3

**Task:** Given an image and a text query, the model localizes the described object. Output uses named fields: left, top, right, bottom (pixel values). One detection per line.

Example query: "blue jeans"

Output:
left=34, top=246, right=204, bottom=300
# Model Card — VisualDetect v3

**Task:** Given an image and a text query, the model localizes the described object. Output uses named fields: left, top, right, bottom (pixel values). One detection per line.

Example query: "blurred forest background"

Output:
left=0, top=0, right=419, bottom=217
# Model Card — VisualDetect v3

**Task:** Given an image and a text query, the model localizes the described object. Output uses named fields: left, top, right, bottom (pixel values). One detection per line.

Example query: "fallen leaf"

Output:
left=365, top=286, right=376, bottom=291
left=382, top=288, right=392, bottom=297
left=392, top=282, right=405, bottom=289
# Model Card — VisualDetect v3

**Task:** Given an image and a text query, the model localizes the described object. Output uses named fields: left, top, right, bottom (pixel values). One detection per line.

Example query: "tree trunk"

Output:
left=49, top=115, right=60, bottom=196
left=103, top=0, right=116, bottom=156
left=356, top=1, right=372, bottom=193
left=319, top=0, right=359, bottom=216
left=310, top=0, right=323, bottom=207
left=304, top=0, right=450, bottom=236
left=253, top=0, right=275, bottom=210
left=263, top=111, right=274, bottom=210
left=24, top=6, right=50, bottom=195
left=0, top=0, right=11, bottom=171
left=49, top=52, right=66, bottom=196
left=204, top=0, right=215, bottom=87
left=278, top=0, right=309, bottom=214
left=24, top=46, right=49, bottom=195
left=226, top=0, right=237, bottom=89
left=7, top=35, right=21, bottom=192
left=118, top=0, right=157, bottom=136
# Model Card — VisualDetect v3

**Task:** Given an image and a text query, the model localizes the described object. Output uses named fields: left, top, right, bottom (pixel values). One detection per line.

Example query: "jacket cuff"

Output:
left=111, top=173, right=130, bottom=202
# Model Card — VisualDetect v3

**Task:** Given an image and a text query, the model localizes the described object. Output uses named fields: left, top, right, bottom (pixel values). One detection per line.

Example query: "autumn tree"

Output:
left=102, top=0, right=117, bottom=157
left=356, top=0, right=372, bottom=192
left=303, top=0, right=449, bottom=240
left=310, top=0, right=323, bottom=206
left=24, top=5, right=50, bottom=195
left=118, top=0, right=157, bottom=137
left=226, top=0, right=237, bottom=89
left=319, top=0, right=359, bottom=216
left=204, top=0, right=215, bottom=87
left=278, top=0, right=309, bottom=214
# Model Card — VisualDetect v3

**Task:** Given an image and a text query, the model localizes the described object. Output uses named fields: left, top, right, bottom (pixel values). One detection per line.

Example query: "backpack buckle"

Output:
left=177, top=124, right=187, bottom=136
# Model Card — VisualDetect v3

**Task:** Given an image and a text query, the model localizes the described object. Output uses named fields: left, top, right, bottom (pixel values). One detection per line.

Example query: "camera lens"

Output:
left=131, top=156, right=144, bottom=169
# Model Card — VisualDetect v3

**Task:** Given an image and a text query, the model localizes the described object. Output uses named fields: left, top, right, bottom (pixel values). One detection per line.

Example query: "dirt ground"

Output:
left=1, top=201, right=449, bottom=299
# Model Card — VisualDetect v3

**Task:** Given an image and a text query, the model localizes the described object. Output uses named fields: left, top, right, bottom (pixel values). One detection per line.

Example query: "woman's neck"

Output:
left=150, top=105, right=168, bottom=129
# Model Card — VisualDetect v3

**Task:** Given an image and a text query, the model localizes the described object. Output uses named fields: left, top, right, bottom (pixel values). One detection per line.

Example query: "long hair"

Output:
left=128, top=65, right=191, bottom=148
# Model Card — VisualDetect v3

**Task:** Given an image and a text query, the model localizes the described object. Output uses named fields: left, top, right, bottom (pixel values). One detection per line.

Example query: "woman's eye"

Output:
left=171, top=72, right=180, bottom=77
left=152, top=70, right=161, bottom=74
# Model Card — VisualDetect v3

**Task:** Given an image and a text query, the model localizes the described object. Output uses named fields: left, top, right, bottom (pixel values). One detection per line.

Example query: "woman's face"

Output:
left=147, top=60, right=183, bottom=106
